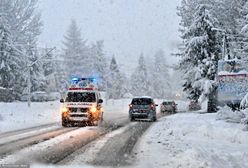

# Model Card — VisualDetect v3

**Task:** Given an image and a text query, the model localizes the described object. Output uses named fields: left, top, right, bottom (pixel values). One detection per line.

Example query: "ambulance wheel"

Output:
left=62, top=119, right=70, bottom=127
left=87, top=120, right=96, bottom=126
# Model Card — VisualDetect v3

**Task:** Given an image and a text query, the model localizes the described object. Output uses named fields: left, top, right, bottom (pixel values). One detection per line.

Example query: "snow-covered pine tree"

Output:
left=26, top=44, right=46, bottom=92
left=180, top=5, right=221, bottom=102
left=0, top=0, right=42, bottom=99
left=53, top=51, right=68, bottom=93
left=42, top=48, right=56, bottom=92
left=0, top=15, right=23, bottom=101
left=130, top=53, right=150, bottom=97
left=178, top=0, right=246, bottom=58
left=237, top=1, right=248, bottom=60
left=107, top=56, right=125, bottom=99
left=215, top=0, right=246, bottom=58
left=63, top=19, right=88, bottom=78
left=90, top=40, right=107, bottom=90
left=150, top=50, right=171, bottom=99
left=42, top=48, right=54, bottom=77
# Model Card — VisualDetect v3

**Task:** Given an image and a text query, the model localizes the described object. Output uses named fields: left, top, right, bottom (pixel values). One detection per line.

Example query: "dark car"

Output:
left=188, top=101, right=201, bottom=111
left=129, top=97, right=157, bottom=122
left=160, top=100, right=177, bottom=113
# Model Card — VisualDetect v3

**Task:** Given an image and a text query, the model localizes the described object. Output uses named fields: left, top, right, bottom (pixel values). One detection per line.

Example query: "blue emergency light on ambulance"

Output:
left=71, top=77, right=81, bottom=84
left=69, top=77, right=98, bottom=89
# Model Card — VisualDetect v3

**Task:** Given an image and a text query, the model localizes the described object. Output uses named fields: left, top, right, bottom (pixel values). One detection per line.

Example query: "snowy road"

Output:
left=1, top=102, right=246, bottom=168
left=0, top=103, right=168, bottom=167
left=0, top=113, right=130, bottom=165
left=0, top=99, right=187, bottom=167
left=61, top=121, right=153, bottom=167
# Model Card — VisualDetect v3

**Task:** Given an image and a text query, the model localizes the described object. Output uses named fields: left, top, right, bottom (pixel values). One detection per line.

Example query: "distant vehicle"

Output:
left=188, top=101, right=201, bottom=111
left=31, top=91, right=48, bottom=102
left=160, top=100, right=177, bottom=113
left=20, top=94, right=28, bottom=102
left=47, top=92, right=61, bottom=101
left=129, top=97, right=157, bottom=122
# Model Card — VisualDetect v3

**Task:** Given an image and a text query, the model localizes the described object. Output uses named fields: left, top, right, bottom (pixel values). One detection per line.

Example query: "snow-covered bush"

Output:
left=216, top=106, right=245, bottom=123
left=240, top=92, right=248, bottom=109
left=241, top=109, right=248, bottom=124
left=240, top=109, right=248, bottom=131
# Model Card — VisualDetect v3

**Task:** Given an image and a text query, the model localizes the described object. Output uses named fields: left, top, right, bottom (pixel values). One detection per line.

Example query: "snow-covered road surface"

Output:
left=0, top=115, right=129, bottom=165
left=133, top=113, right=248, bottom=168
left=1, top=99, right=206, bottom=168
left=60, top=121, right=153, bottom=167
left=0, top=99, right=133, bottom=165
left=0, top=99, right=131, bottom=133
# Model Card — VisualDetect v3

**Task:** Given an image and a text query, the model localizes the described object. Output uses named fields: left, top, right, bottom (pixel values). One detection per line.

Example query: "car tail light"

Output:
left=150, top=104, right=155, bottom=110
left=129, top=104, right=133, bottom=108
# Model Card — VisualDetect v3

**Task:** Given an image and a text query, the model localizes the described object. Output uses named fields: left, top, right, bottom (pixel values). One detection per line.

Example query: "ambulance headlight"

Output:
left=62, top=107, right=69, bottom=113
left=90, top=106, right=97, bottom=113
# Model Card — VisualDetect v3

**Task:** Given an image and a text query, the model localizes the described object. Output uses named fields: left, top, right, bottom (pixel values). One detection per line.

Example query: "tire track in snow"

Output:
left=0, top=125, right=61, bottom=146
left=0, top=122, right=59, bottom=139
left=58, top=122, right=137, bottom=165
left=0, top=127, right=106, bottom=164
left=0, top=127, right=78, bottom=157
left=62, top=114, right=171, bottom=167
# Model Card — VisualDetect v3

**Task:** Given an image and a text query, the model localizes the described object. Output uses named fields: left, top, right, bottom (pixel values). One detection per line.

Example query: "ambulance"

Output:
left=60, top=77, right=103, bottom=127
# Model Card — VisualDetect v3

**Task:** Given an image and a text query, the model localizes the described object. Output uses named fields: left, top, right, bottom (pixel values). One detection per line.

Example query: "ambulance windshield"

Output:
left=66, top=92, right=96, bottom=102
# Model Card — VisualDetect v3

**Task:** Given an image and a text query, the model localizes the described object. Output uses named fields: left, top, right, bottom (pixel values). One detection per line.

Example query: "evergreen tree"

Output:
left=130, top=53, right=150, bottom=96
left=63, top=19, right=88, bottom=78
left=0, top=16, right=23, bottom=101
left=27, top=45, right=46, bottom=92
left=237, top=1, right=248, bottom=60
left=0, top=0, right=42, bottom=100
left=43, top=48, right=54, bottom=77
left=177, top=0, right=246, bottom=58
left=180, top=5, right=221, bottom=101
left=42, top=48, right=56, bottom=92
left=150, top=50, right=171, bottom=98
left=107, top=56, right=125, bottom=99
left=54, top=52, right=68, bottom=93
left=90, top=40, right=107, bottom=90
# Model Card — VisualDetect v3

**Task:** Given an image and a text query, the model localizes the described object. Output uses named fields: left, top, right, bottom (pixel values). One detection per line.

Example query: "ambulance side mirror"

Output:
left=98, top=99, right=103, bottom=103
left=60, top=99, right=64, bottom=103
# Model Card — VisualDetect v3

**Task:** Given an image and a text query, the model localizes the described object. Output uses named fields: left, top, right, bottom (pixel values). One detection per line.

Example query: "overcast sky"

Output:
left=38, top=0, right=181, bottom=74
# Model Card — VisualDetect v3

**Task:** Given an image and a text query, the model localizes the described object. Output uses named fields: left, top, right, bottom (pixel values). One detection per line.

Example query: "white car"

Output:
left=31, top=91, right=48, bottom=102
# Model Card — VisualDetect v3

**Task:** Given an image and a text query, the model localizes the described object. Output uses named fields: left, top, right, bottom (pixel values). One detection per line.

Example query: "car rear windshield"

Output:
left=66, top=92, right=96, bottom=102
left=131, top=98, right=153, bottom=105
left=162, top=102, right=174, bottom=105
